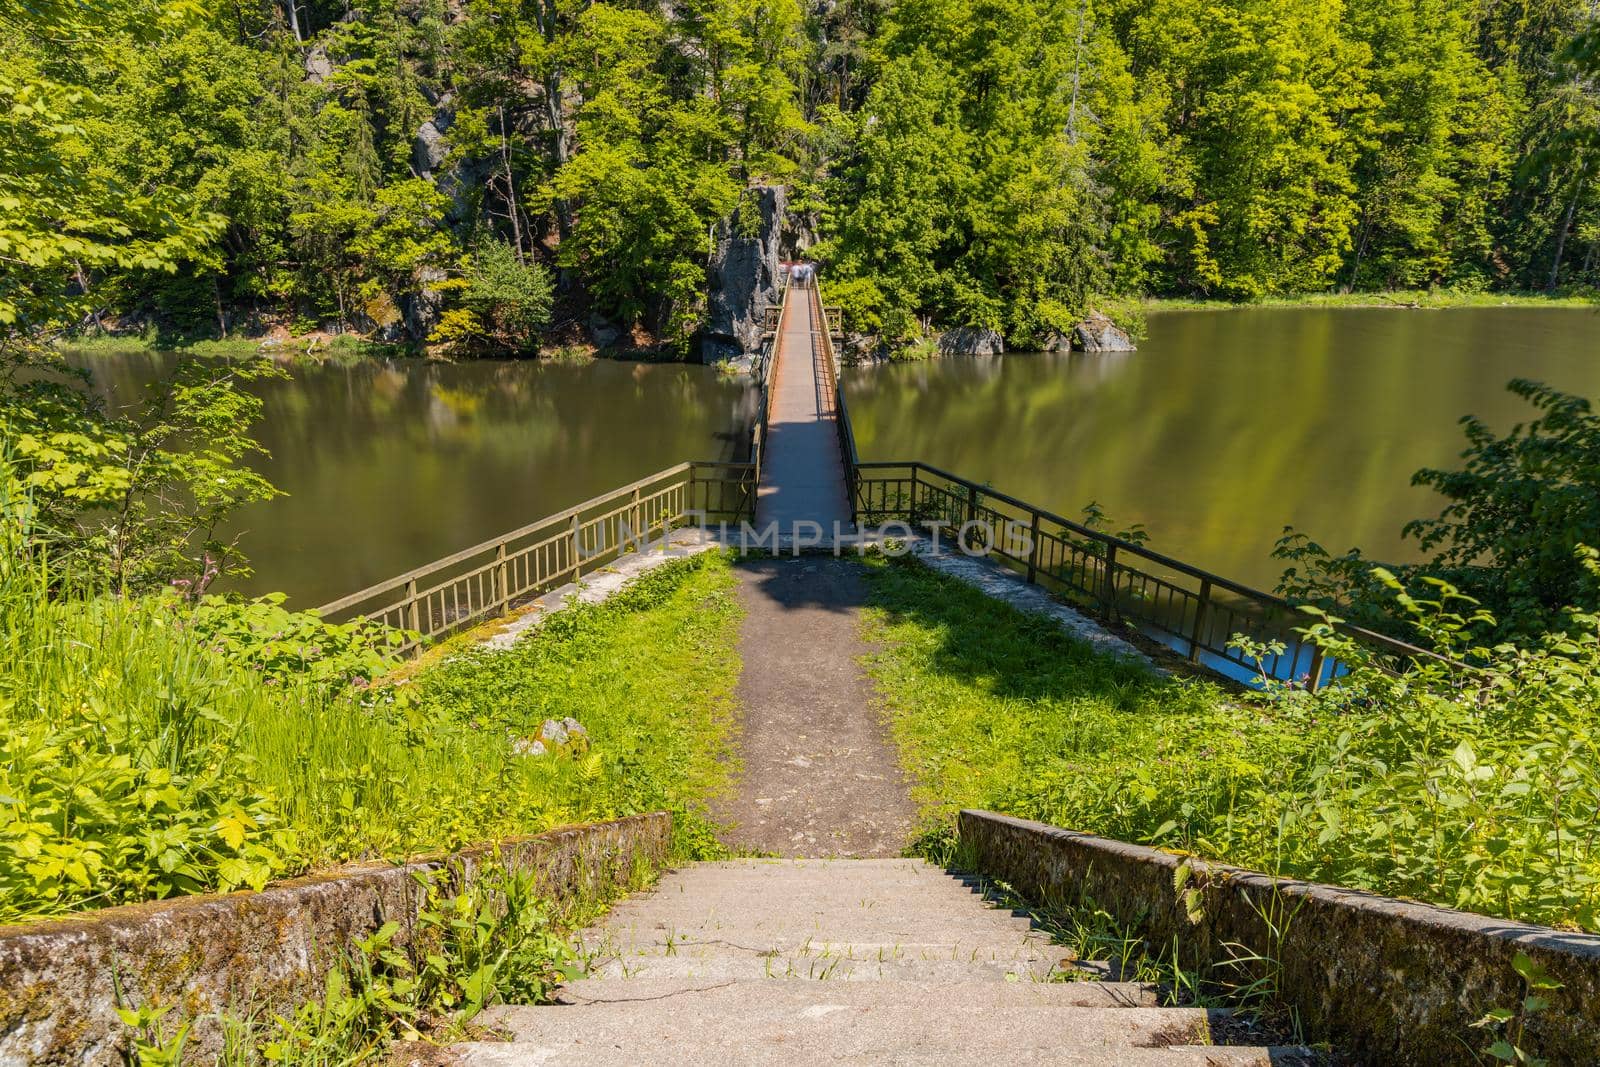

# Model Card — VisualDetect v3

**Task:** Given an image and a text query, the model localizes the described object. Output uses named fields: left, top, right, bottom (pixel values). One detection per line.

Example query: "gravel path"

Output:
left=715, top=556, right=917, bottom=857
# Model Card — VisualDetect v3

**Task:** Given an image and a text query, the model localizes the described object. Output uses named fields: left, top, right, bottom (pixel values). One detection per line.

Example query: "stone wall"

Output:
left=958, top=810, right=1600, bottom=1066
left=0, top=813, right=672, bottom=1065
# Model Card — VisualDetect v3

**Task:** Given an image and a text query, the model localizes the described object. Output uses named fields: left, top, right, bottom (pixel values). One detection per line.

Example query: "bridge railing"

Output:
left=851, top=460, right=1438, bottom=689
left=809, top=279, right=859, bottom=518
left=316, top=461, right=753, bottom=655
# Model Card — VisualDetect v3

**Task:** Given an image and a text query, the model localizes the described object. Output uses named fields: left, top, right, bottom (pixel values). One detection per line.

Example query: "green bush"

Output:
left=186, top=592, right=409, bottom=691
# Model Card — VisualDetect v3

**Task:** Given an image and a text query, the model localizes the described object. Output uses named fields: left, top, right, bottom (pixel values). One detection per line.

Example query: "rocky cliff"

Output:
left=700, top=186, right=786, bottom=364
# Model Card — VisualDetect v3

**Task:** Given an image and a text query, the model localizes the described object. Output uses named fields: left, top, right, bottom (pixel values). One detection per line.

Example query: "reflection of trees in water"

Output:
left=64, top=350, right=757, bottom=602
left=846, top=309, right=1600, bottom=588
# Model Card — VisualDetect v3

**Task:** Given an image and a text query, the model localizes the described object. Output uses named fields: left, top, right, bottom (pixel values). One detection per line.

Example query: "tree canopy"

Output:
left=0, top=0, right=1596, bottom=350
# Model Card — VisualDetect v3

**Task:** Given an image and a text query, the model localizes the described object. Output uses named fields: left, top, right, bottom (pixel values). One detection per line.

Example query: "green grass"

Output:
left=0, top=545, right=743, bottom=923
left=1144, top=288, right=1598, bottom=312
left=859, top=554, right=1600, bottom=931
left=57, top=329, right=404, bottom=361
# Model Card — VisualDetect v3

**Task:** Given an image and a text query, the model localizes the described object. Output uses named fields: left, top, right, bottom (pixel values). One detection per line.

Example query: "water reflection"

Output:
left=844, top=307, right=1600, bottom=590
left=73, top=353, right=755, bottom=606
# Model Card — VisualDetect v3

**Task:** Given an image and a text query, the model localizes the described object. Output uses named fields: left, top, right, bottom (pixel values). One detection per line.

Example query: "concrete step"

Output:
left=584, top=914, right=1045, bottom=949
left=549, top=975, right=1161, bottom=1007
left=580, top=953, right=1082, bottom=984
left=451, top=1040, right=1298, bottom=1066
left=587, top=936, right=1058, bottom=967
left=451, top=982, right=1246, bottom=1065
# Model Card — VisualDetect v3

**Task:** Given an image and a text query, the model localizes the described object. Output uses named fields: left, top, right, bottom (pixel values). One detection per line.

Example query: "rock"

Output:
left=512, top=738, right=547, bottom=757
left=700, top=185, right=786, bottom=363
left=561, top=717, right=587, bottom=739
left=404, top=266, right=449, bottom=342
left=935, top=327, right=1005, bottom=357
left=540, top=719, right=569, bottom=745
left=304, top=48, right=332, bottom=83
left=1041, top=331, right=1072, bottom=353
left=413, top=121, right=449, bottom=175
left=412, top=104, right=454, bottom=177
left=841, top=332, right=887, bottom=364
left=588, top=315, right=624, bottom=349
left=1072, top=313, right=1136, bottom=353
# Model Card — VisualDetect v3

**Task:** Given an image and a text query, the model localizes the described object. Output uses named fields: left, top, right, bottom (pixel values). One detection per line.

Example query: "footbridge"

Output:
left=316, top=270, right=1434, bottom=690
left=750, top=273, right=853, bottom=532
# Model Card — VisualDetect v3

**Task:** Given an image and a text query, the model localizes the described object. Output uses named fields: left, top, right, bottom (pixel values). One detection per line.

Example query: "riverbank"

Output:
left=57, top=329, right=404, bottom=362
left=53, top=329, right=710, bottom=367
left=1143, top=288, right=1598, bottom=312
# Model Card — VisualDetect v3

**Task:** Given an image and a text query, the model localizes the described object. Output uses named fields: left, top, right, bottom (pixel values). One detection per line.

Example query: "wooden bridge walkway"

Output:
left=754, top=281, right=853, bottom=533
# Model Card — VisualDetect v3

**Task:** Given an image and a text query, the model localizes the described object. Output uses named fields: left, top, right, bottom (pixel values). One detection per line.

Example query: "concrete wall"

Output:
left=959, top=809, right=1600, bottom=1066
left=0, top=813, right=672, bottom=1065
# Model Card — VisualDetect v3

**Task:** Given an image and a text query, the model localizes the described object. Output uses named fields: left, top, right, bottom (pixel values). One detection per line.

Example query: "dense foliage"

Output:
left=0, top=527, right=741, bottom=923
left=3, top=0, right=1596, bottom=352
left=862, top=554, right=1600, bottom=932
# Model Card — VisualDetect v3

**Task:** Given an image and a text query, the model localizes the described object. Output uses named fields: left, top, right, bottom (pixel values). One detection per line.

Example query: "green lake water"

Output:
left=843, top=306, right=1600, bottom=591
left=73, top=306, right=1600, bottom=607
left=76, top=354, right=754, bottom=607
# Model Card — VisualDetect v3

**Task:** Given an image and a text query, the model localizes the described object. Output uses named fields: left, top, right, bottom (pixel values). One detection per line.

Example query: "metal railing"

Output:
left=750, top=281, right=795, bottom=485
left=808, top=279, right=859, bottom=520
left=850, top=460, right=1437, bottom=688
left=316, top=461, right=754, bottom=655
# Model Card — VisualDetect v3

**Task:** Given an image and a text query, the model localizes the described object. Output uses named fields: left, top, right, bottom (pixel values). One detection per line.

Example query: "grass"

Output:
left=858, top=554, right=1600, bottom=931
left=1144, top=287, right=1598, bottom=312
left=0, top=544, right=743, bottom=924
left=57, top=328, right=402, bottom=362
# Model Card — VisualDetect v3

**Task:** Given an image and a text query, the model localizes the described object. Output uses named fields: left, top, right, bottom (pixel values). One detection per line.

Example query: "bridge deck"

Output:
left=755, top=286, right=852, bottom=533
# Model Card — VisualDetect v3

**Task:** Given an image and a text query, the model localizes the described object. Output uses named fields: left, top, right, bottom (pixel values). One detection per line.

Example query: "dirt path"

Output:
left=715, top=556, right=917, bottom=857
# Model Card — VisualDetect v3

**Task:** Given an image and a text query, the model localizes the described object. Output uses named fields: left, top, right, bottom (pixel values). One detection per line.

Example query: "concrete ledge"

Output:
left=958, top=809, right=1600, bottom=1066
left=0, top=812, right=672, bottom=1066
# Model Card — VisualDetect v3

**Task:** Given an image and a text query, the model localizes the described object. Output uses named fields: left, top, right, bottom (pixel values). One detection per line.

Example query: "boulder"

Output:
left=588, top=315, right=624, bottom=349
left=1072, top=313, right=1136, bottom=353
left=841, top=332, right=887, bottom=364
left=412, top=121, right=448, bottom=175
left=700, top=185, right=785, bottom=363
left=540, top=719, right=569, bottom=745
left=304, top=48, right=332, bottom=83
left=403, top=266, right=449, bottom=342
left=936, top=327, right=1005, bottom=357
left=1041, top=331, right=1072, bottom=353
left=412, top=103, right=454, bottom=177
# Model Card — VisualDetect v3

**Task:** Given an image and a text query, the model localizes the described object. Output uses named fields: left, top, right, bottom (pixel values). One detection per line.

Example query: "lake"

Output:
left=75, top=353, right=754, bottom=607
left=843, top=306, right=1600, bottom=591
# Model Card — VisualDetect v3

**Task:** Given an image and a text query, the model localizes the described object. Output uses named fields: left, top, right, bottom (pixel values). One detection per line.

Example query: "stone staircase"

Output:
left=451, top=859, right=1313, bottom=1065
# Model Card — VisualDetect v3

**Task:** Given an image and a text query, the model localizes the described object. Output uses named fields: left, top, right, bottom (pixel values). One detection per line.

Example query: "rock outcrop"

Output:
left=700, top=186, right=785, bottom=364
left=936, top=326, right=1005, bottom=357
left=1072, top=313, right=1136, bottom=352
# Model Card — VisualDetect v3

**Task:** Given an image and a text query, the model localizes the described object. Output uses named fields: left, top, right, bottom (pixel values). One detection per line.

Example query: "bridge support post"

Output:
left=405, top=578, right=419, bottom=635
left=1026, top=512, right=1042, bottom=584
left=1101, top=544, right=1120, bottom=623
left=1189, top=578, right=1211, bottom=662
left=494, top=543, right=508, bottom=612
left=1307, top=646, right=1326, bottom=693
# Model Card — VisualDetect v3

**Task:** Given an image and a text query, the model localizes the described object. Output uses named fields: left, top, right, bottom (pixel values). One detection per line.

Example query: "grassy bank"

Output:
left=859, top=555, right=1600, bottom=932
left=57, top=329, right=403, bottom=362
left=1143, top=288, right=1598, bottom=312
left=0, top=549, right=743, bottom=924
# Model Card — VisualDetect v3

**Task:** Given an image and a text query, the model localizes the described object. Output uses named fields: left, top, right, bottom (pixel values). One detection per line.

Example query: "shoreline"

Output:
left=1140, top=289, right=1597, bottom=313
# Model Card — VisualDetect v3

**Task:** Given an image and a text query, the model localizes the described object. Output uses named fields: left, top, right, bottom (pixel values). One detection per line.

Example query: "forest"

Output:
left=4, top=0, right=1599, bottom=355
